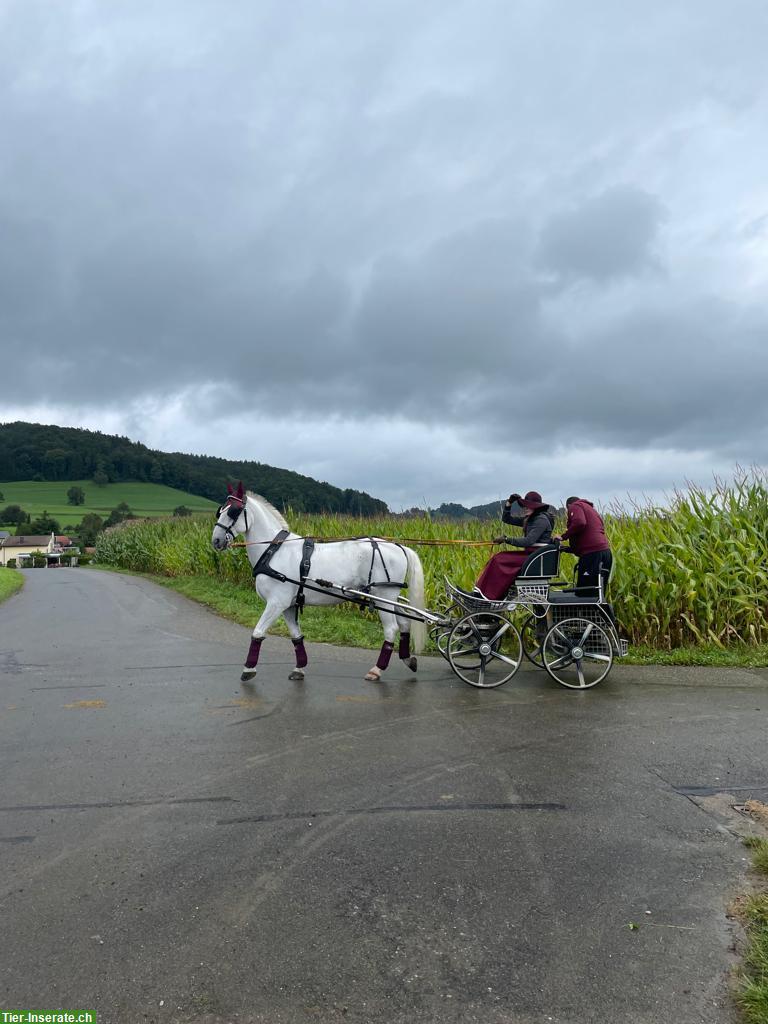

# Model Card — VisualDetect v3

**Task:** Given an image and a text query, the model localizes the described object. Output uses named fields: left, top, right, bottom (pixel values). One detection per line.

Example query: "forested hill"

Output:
left=0, top=422, right=388, bottom=515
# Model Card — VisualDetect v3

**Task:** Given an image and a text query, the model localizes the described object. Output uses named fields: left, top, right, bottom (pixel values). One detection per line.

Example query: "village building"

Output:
left=0, top=532, right=80, bottom=567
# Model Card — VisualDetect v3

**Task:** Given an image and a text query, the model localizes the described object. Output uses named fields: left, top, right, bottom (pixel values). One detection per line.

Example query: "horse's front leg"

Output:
left=241, top=600, right=285, bottom=681
left=283, top=605, right=308, bottom=681
left=365, top=608, right=398, bottom=682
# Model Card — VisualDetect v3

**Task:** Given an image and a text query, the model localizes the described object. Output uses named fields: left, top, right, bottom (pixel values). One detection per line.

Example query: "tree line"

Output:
left=0, top=421, right=388, bottom=515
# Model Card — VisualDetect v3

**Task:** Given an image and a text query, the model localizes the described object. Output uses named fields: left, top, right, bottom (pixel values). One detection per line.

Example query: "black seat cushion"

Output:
left=547, top=591, right=603, bottom=605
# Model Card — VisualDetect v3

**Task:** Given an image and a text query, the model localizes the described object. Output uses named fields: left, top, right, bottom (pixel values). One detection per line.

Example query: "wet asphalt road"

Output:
left=0, top=568, right=766, bottom=1024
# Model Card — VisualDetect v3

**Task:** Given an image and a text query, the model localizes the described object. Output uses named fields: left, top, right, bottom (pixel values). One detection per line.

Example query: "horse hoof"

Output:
left=241, top=669, right=257, bottom=682
left=406, top=656, right=418, bottom=673
left=364, top=668, right=381, bottom=682
left=289, top=669, right=305, bottom=681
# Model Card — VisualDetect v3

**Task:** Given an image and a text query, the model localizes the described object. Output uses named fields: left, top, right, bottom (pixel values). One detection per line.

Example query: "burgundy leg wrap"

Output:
left=292, top=636, right=308, bottom=669
left=245, top=637, right=263, bottom=668
left=376, top=641, right=395, bottom=671
left=399, top=633, right=411, bottom=660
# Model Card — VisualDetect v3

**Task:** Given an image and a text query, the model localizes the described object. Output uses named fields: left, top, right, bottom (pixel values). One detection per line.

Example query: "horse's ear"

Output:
left=236, top=480, right=244, bottom=499
left=226, top=482, right=234, bottom=495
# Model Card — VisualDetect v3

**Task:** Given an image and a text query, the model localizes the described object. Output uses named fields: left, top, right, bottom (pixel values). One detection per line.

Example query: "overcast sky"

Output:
left=1, top=0, right=767, bottom=510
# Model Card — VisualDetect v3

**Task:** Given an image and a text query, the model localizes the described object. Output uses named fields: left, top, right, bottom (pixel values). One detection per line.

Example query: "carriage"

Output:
left=432, top=544, right=629, bottom=690
left=212, top=487, right=628, bottom=689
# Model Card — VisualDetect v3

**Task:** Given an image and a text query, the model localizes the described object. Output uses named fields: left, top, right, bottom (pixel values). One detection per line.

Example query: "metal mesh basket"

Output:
left=551, top=603, right=613, bottom=627
left=443, top=577, right=510, bottom=613
left=515, top=582, right=550, bottom=602
left=619, top=639, right=629, bottom=657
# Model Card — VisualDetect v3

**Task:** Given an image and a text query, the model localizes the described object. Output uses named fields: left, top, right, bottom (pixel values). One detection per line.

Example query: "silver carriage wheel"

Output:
left=447, top=613, right=522, bottom=689
left=520, top=612, right=547, bottom=667
left=542, top=617, right=613, bottom=689
left=444, top=617, right=481, bottom=668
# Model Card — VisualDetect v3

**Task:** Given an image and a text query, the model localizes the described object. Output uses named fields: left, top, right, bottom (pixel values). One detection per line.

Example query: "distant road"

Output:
left=1, top=568, right=765, bottom=1024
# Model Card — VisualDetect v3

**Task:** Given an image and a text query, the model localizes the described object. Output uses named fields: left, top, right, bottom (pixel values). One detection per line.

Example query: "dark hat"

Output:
left=519, top=490, right=546, bottom=510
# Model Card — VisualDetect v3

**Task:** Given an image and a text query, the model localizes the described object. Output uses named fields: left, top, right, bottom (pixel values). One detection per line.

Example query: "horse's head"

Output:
left=212, top=481, right=248, bottom=550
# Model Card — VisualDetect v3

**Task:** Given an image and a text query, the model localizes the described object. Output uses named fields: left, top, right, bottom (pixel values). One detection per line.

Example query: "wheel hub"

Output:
left=479, top=642, right=492, bottom=656
left=571, top=646, right=584, bottom=659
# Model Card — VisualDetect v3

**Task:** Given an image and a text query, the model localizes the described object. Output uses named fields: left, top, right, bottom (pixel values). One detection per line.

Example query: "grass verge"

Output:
left=88, top=566, right=768, bottom=666
left=0, top=568, right=24, bottom=604
left=736, top=836, right=768, bottom=1023
left=625, top=644, right=768, bottom=668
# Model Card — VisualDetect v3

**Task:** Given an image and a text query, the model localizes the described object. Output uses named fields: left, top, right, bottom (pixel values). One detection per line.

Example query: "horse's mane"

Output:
left=246, top=491, right=290, bottom=530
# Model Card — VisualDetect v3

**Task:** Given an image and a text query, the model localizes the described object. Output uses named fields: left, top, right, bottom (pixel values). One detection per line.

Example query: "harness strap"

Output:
left=252, top=529, right=290, bottom=582
left=367, top=538, right=392, bottom=588
left=295, top=538, right=315, bottom=615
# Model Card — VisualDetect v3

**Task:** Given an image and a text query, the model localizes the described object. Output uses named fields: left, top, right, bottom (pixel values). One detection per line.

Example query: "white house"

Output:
left=0, top=532, right=57, bottom=567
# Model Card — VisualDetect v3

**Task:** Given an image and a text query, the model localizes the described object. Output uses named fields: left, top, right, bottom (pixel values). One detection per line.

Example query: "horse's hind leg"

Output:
left=366, top=605, right=398, bottom=682
left=283, top=605, right=308, bottom=681
left=241, top=600, right=284, bottom=681
left=396, top=614, right=418, bottom=673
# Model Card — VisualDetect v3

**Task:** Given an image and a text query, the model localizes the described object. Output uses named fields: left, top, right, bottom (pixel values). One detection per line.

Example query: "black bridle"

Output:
left=215, top=497, right=248, bottom=544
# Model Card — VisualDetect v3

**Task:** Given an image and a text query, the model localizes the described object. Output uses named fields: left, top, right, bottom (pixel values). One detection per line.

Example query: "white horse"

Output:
left=211, top=482, right=426, bottom=682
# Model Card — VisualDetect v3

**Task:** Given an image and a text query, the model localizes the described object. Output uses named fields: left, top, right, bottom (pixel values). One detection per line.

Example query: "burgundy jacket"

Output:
left=561, top=500, right=610, bottom=556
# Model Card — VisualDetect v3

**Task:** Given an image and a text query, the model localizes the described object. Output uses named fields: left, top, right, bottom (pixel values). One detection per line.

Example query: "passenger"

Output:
left=554, top=496, right=612, bottom=593
left=475, top=491, right=556, bottom=600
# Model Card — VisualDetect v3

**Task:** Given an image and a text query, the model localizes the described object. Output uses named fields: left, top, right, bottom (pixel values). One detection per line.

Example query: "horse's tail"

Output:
left=404, top=546, right=426, bottom=654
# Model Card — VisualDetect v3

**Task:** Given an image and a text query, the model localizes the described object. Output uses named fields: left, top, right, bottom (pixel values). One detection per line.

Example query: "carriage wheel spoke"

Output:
left=489, top=649, right=518, bottom=668
left=470, top=620, right=485, bottom=641
left=477, top=659, right=486, bottom=686
left=578, top=622, right=594, bottom=647
left=452, top=645, right=480, bottom=658
left=487, top=621, right=510, bottom=646
left=583, top=652, right=611, bottom=663
left=576, top=662, right=587, bottom=687
left=549, top=653, right=573, bottom=670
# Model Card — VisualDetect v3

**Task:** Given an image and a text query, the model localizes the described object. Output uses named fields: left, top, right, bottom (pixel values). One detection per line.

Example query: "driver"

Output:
left=474, top=491, right=556, bottom=600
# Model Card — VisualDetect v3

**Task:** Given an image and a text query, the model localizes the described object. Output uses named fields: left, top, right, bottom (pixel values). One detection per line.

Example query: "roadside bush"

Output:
left=6, top=558, right=17, bottom=568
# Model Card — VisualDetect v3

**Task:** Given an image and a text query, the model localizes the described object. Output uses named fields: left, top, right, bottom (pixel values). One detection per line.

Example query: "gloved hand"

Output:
left=508, top=493, right=521, bottom=504
left=493, top=535, right=511, bottom=545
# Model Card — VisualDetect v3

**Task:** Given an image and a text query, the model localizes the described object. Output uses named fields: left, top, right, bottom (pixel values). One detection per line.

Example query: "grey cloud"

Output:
left=536, top=187, right=665, bottom=282
left=2, top=0, right=768, bottom=492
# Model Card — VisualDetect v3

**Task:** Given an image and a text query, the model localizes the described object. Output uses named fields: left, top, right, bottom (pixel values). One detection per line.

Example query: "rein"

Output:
left=229, top=535, right=498, bottom=548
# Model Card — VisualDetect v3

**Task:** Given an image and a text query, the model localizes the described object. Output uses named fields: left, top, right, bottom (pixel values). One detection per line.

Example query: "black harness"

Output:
left=252, top=529, right=291, bottom=583
left=218, top=497, right=412, bottom=619
left=295, top=537, right=315, bottom=614
left=250, top=531, right=316, bottom=616
left=250, top=533, right=406, bottom=611
left=366, top=539, right=406, bottom=590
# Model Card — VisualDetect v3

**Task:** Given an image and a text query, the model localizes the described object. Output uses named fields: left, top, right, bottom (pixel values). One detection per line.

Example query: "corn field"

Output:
left=95, top=470, right=768, bottom=649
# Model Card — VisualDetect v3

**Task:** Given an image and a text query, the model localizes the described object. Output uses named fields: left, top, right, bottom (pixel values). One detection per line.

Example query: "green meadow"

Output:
left=0, top=480, right=218, bottom=528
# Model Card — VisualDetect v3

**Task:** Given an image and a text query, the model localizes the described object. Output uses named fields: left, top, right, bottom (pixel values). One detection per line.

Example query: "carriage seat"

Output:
left=516, top=543, right=561, bottom=580
left=547, top=590, right=602, bottom=604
